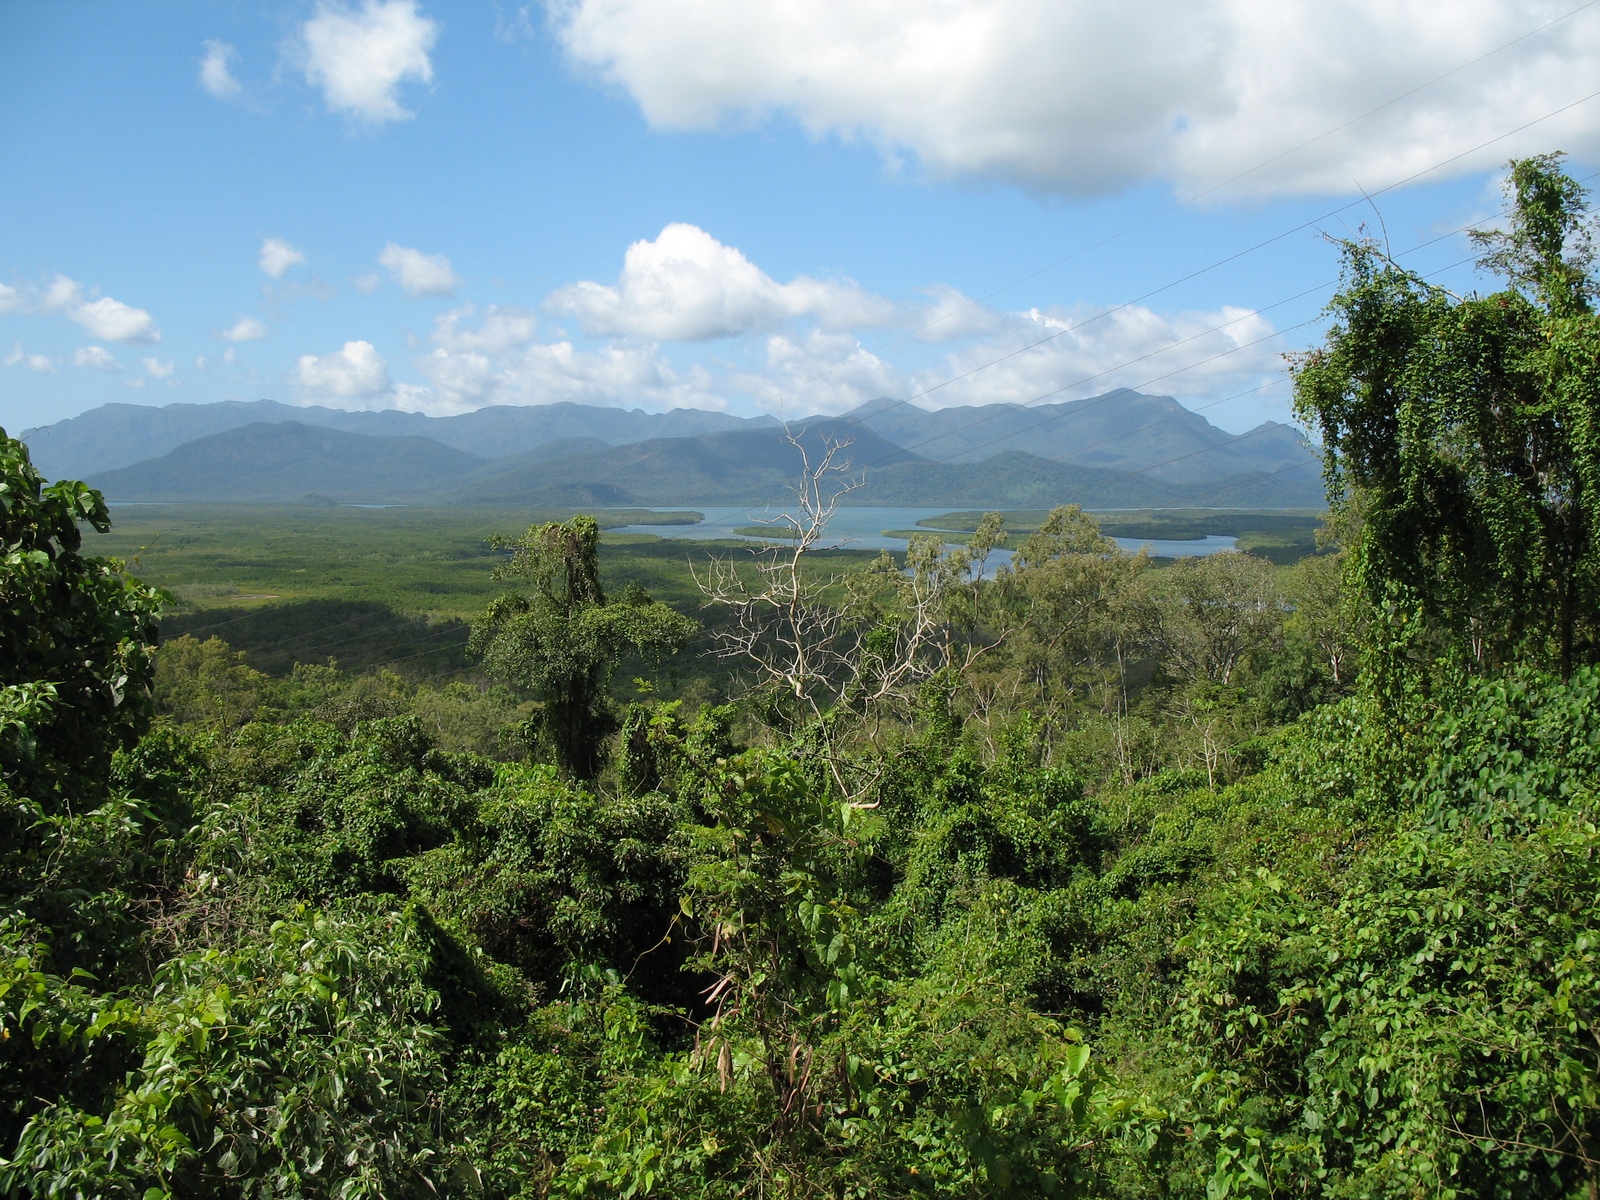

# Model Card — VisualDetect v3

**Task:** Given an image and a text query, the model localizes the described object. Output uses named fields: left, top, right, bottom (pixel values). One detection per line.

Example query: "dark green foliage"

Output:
left=0, top=427, right=162, bottom=808
left=1294, top=153, right=1600, bottom=679
left=1158, top=674, right=1600, bottom=1198
left=162, top=600, right=471, bottom=677
left=471, top=517, right=697, bottom=777
left=397, top=767, right=697, bottom=1002
left=1, top=905, right=453, bottom=1199
left=1415, top=665, right=1600, bottom=828
left=0, top=428, right=172, bottom=999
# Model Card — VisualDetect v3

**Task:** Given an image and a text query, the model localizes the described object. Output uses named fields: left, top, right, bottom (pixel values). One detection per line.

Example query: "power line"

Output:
left=766, top=0, right=1600, bottom=409
left=511, top=84, right=1600, bottom=514
left=695, top=235, right=1494, bottom=558
left=923, top=240, right=1516, bottom=521
left=190, top=163, right=1573, bottom=667
left=815, top=83, right=1600, bottom=437
left=839, top=203, right=1520, bottom=484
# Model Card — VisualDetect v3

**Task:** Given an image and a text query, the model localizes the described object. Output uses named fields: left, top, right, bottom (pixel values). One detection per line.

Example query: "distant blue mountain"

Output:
left=23, top=391, right=1317, bottom=493
left=840, top=390, right=1317, bottom=484
left=22, top=398, right=775, bottom=480
left=82, top=410, right=1326, bottom=509
left=86, top=422, right=489, bottom=504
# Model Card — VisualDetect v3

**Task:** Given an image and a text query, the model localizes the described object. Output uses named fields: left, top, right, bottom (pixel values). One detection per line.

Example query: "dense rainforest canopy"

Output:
left=2, top=156, right=1599, bottom=1199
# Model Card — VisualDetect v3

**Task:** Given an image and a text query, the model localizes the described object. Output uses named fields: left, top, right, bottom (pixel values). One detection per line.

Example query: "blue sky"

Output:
left=4, top=0, right=1599, bottom=436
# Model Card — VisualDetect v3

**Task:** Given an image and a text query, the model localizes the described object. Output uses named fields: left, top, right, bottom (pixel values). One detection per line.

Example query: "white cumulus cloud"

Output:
left=411, top=313, right=724, bottom=414
left=907, top=302, right=1286, bottom=413
left=1, top=275, right=158, bottom=343
left=547, top=222, right=896, bottom=341
left=70, top=296, right=160, bottom=344
left=296, top=339, right=394, bottom=403
left=200, top=40, right=243, bottom=100
left=4, top=344, right=54, bottom=373
left=551, top=0, right=1600, bottom=196
left=734, top=330, right=905, bottom=416
left=418, top=347, right=496, bottom=410
left=74, top=346, right=122, bottom=373
left=429, top=304, right=540, bottom=353
left=496, top=339, right=721, bottom=410
left=259, top=237, right=307, bottom=279
left=220, top=316, right=268, bottom=341
left=299, top=0, right=437, bottom=123
left=143, top=357, right=176, bottom=379
left=378, top=242, right=461, bottom=296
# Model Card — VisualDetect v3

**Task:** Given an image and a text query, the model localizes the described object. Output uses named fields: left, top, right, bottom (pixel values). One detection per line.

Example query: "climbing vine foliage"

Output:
left=1293, top=154, right=1600, bottom=679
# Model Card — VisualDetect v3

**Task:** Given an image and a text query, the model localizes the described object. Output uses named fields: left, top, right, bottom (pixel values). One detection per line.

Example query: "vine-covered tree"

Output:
left=469, top=515, right=695, bottom=777
left=1293, top=153, right=1600, bottom=679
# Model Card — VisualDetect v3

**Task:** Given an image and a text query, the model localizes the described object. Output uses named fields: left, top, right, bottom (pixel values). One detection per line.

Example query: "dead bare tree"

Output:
left=695, top=424, right=1014, bottom=801
left=693, top=425, right=863, bottom=721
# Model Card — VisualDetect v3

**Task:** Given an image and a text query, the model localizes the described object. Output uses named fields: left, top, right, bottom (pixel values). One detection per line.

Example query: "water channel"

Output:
left=610, top=506, right=1239, bottom=571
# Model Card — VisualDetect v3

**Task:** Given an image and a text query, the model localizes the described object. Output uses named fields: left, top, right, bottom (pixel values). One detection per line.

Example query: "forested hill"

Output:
left=844, top=389, right=1314, bottom=482
left=85, top=418, right=1323, bottom=507
left=21, top=397, right=777, bottom=480
left=32, top=388, right=1321, bottom=507
left=87, top=421, right=492, bottom=504
left=78, top=400, right=1323, bottom=508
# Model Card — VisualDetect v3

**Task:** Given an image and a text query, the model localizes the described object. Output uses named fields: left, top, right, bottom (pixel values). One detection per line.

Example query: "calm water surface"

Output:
left=611, top=506, right=1238, bottom=566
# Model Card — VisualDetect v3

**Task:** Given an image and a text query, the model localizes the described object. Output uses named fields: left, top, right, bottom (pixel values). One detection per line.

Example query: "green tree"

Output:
left=992, top=505, right=1148, bottom=719
left=1293, top=153, right=1600, bottom=680
left=1151, top=550, right=1283, bottom=689
left=469, top=516, right=696, bottom=778
left=1165, top=669, right=1600, bottom=1199
left=153, top=634, right=270, bottom=730
left=0, top=428, right=163, bottom=809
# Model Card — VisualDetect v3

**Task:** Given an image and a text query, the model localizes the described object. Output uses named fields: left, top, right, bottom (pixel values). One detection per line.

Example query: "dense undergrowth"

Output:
left=4, top=157, right=1600, bottom=1197
left=7, top=617, right=1599, bottom=1197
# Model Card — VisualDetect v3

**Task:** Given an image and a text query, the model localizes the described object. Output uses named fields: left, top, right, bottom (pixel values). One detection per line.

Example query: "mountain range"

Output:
left=20, top=390, right=1325, bottom=509
left=18, top=397, right=774, bottom=480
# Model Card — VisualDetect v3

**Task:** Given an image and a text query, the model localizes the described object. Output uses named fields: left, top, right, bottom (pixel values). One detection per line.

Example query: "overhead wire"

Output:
left=691, top=200, right=1561, bottom=551
left=829, top=202, right=1524, bottom=487
left=492, top=82, right=1600, bottom=512
left=561, top=162, right=1579, bottom=546
left=789, top=83, right=1600, bottom=441
left=762, top=0, right=1600, bottom=407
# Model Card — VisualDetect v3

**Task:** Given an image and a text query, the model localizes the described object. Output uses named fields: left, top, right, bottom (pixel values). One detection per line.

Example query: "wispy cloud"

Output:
left=220, top=316, right=268, bottom=341
left=199, top=40, right=243, bottom=101
left=4, top=343, right=55, bottom=373
left=74, top=345, right=122, bottom=373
